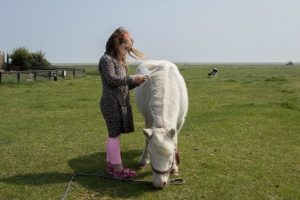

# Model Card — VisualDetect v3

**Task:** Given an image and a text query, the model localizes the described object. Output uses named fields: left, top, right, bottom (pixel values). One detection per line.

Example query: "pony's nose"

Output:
left=154, top=181, right=167, bottom=189
left=162, top=181, right=167, bottom=187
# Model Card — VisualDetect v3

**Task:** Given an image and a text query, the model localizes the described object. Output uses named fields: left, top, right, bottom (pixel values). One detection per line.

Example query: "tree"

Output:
left=30, top=50, right=51, bottom=69
left=10, top=47, right=32, bottom=70
left=9, top=47, right=51, bottom=70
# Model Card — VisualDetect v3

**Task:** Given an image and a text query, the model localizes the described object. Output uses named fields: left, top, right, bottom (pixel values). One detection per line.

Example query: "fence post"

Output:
left=0, top=72, right=2, bottom=84
left=48, top=71, right=51, bottom=79
left=62, top=70, right=65, bottom=79
left=34, top=72, right=37, bottom=80
left=17, top=72, right=20, bottom=82
left=73, top=69, right=75, bottom=79
left=54, top=71, right=57, bottom=81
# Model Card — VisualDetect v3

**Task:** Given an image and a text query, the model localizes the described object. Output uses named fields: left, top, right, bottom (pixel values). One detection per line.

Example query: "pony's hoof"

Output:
left=170, top=169, right=179, bottom=176
left=138, top=162, right=147, bottom=169
left=172, top=172, right=179, bottom=176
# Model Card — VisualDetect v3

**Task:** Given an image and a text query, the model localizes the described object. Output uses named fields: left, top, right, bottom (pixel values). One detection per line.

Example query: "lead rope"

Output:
left=61, top=173, right=184, bottom=200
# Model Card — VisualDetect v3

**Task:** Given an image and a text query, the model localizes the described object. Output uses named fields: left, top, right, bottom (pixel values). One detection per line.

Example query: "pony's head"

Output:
left=143, top=128, right=176, bottom=188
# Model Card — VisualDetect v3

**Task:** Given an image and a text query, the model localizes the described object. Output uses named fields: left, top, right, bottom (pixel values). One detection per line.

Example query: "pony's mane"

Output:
left=140, top=60, right=175, bottom=128
left=149, top=65, right=166, bottom=128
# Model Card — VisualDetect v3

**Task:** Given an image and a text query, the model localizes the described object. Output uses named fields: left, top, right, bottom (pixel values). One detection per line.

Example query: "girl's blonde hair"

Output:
left=105, top=27, right=145, bottom=70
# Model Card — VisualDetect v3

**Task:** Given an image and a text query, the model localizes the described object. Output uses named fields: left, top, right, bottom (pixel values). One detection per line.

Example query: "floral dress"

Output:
left=98, top=54, right=137, bottom=137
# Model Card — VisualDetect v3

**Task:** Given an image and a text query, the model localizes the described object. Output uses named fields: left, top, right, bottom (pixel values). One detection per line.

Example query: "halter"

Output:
left=151, top=152, right=175, bottom=175
left=149, top=131, right=180, bottom=175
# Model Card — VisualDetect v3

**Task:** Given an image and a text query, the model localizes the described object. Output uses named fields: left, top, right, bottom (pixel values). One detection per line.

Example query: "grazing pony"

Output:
left=135, top=60, right=188, bottom=188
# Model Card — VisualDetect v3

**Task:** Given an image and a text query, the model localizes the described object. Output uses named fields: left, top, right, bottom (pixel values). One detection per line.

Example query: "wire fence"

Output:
left=0, top=68, right=85, bottom=84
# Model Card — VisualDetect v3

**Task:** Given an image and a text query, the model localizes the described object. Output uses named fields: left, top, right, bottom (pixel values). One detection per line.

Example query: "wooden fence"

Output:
left=0, top=68, right=85, bottom=84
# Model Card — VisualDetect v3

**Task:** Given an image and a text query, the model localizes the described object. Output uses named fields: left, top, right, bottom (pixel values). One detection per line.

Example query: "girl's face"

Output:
left=119, top=42, right=132, bottom=56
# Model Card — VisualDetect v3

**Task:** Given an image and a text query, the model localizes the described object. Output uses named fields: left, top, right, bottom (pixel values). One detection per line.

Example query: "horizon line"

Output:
left=53, top=61, right=300, bottom=66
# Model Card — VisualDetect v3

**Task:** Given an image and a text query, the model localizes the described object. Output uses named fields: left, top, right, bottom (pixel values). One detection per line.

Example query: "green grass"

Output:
left=0, top=64, right=300, bottom=200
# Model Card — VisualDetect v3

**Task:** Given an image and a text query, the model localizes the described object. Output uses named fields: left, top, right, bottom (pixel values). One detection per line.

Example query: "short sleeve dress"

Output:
left=98, top=54, right=138, bottom=138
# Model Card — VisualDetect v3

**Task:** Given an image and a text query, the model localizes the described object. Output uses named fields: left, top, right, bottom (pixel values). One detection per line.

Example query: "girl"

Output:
left=98, top=27, right=146, bottom=179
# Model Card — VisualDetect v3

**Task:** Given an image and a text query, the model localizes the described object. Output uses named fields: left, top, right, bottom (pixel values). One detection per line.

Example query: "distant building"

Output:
left=286, top=61, right=294, bottom=66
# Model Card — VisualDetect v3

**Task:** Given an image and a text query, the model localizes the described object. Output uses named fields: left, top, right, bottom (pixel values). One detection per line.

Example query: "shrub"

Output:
left=10, top=47, right=32, bottom=70
left=30, top=50, right=51, bottom=69
left=9, top=47, right=51, bottom=70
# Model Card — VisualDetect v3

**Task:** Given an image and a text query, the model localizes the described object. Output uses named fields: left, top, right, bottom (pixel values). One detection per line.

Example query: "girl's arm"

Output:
left=99, top=56, right=134, bottom=87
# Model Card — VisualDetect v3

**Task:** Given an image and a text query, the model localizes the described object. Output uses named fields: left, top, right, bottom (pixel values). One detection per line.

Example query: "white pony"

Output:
left=135, top=60, right=188, bottom=188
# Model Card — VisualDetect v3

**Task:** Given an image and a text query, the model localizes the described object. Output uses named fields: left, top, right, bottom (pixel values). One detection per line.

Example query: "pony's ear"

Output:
left=143, top=129, right=152, bottom=138
left=169, top=129, right=176, bottom=138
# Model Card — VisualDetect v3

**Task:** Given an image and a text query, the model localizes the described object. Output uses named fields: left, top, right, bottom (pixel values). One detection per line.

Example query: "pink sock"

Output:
left=106, top=139, right=110, bottom=163
left=107, top=136, right=122, bottom=164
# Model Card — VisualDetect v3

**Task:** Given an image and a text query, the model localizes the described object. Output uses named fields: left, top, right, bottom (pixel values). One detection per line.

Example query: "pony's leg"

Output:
left=139, top=138, right=150, bottom=167
left=171, top=135, right=179, bottom=175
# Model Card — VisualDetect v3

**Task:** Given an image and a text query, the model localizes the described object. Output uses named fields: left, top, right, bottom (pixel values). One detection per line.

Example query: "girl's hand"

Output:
left=133, top=74, right=147, bottom=85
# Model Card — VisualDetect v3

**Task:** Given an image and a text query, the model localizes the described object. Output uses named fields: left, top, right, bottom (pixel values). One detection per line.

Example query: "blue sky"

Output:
left=1, top=0, right=299, bottom=63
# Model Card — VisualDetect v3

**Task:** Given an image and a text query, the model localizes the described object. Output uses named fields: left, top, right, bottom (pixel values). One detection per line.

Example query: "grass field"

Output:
left=0, top=64, right=300, bottom=200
